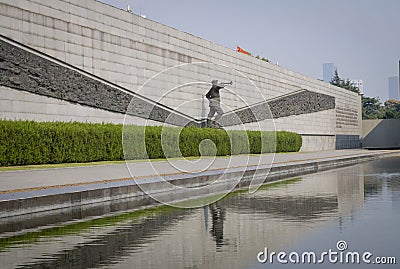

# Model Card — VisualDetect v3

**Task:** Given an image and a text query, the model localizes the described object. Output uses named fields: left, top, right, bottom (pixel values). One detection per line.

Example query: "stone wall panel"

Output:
left=0, top=0, right=362, bottom=150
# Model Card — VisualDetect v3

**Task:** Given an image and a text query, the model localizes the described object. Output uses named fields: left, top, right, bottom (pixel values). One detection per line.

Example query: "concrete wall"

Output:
left=0, top=86, right=163, bottom=126
left=362, top=119, right=400, bottom=149
left=0, top=0, right=361, bottom=150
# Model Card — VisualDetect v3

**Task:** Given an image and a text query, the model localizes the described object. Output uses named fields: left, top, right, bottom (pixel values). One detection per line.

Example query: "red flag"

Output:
left=237, top=46, right=251, bottom=55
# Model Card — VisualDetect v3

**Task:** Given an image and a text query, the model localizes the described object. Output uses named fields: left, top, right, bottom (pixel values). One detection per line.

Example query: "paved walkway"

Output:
left=1, top=149, right=398, bottom=194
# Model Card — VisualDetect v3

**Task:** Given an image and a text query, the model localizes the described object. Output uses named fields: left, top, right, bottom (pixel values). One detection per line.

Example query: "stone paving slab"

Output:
left=0, top=149, right=397, bottom=194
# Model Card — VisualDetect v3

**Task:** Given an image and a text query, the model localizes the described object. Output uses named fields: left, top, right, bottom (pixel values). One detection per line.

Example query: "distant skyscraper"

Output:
left=350, top=80, right=363, bottom=94
left=323, top=63, right=336, bottom=83
left=388, top=76, right=399, bottom=100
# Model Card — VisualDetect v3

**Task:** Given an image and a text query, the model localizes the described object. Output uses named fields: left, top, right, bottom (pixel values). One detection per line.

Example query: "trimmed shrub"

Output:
left=276, top=131, right=302, bottom=152
left=0, top=121, right=123, bottom=166
left=0, top=120, right=302, bottom=166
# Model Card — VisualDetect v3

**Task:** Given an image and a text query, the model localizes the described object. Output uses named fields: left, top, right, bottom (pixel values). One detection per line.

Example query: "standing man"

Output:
left=206, top=80, right=231, bottom=121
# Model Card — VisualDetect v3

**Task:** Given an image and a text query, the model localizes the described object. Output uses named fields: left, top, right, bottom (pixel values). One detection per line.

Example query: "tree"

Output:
left=330, top=69, right=342, bottom=88
left=261, top=57, right=270, bottom=63
left=384, top=99, right=400, bottom=119
left=362, top=96, right=384, bottom=119
left=328, top=69, right=397, bottom=120
left=329, top=69, right=360, bottom=94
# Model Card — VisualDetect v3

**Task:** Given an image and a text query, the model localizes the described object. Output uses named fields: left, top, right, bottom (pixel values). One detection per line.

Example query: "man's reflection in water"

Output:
left=209, top=203, right=226, bottom=248
left=203, top=206, right=209, bottom=231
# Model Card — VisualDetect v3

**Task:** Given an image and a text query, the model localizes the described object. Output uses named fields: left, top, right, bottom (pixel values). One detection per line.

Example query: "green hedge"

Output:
left=0, top=120, right=302, bottom=166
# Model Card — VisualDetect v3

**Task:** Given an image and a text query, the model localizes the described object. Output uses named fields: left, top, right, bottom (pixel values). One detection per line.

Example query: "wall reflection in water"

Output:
left=0, top=156, right=399, bottom=269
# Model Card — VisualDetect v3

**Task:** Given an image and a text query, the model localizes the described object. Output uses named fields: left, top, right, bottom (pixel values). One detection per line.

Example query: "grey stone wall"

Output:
left=0, top=37, right=336, bottom=129
left=0, top=85, right=162, bottom=125
left=0, top=37, right=193, bottom=126
left=361, top=119, right=400, bottom=149
left=0, top=0, right=362, bottom=150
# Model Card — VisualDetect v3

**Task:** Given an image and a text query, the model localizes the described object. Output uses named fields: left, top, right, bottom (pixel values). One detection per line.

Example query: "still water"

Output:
left=0, top=156, right=399, bottom=268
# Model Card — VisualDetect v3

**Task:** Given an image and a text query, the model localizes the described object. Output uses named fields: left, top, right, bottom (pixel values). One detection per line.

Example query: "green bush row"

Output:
left=0, top=120, right=302, bottom=166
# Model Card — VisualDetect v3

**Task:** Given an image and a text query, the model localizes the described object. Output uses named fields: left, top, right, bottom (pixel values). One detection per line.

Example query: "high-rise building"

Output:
left=388, top=76, right=399, bottom=100
left=350, top=80, right=363, bottom=94
left=323, top=63, right=336, bottom=83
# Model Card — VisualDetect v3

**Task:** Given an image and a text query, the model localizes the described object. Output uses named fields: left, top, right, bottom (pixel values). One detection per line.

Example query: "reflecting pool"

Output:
left=0, top=156, right=399, bottom=268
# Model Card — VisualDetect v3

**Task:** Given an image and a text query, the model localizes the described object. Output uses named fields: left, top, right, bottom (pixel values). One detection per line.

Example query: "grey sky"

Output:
left=101, top=0, right=399, bottom=101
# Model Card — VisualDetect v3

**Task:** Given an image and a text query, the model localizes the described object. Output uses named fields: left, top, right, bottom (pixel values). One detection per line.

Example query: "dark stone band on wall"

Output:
left=218, top=90, right=336, bottom=127
left=268, top=90, right=335, bottom=118
left=0, top=37, right=193, bottom=126
left=0, top=38, right=130, bottom=114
